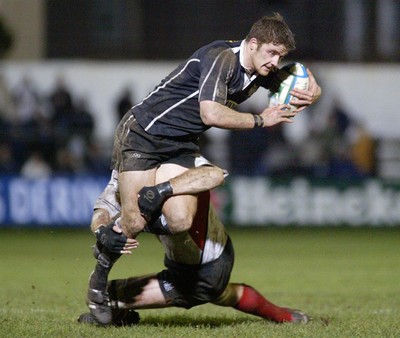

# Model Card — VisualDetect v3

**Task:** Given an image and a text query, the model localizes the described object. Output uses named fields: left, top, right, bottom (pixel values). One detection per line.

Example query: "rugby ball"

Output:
left=268, top=62, right=309, bottom=111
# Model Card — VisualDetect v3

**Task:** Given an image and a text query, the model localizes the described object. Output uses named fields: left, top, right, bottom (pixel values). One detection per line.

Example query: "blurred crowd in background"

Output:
left=0, top=74, right=108, bottom=177
left=225, top=102, right=376, bottom=180
left=0, top=73, right=376, bottom=180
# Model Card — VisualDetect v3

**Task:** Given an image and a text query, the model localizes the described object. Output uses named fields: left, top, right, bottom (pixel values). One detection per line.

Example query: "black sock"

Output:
left=89, top=248, right=121, bottom=291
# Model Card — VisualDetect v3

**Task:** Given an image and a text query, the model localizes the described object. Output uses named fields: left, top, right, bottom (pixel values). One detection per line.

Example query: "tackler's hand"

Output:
left=95, top=223, right=137, bottom=254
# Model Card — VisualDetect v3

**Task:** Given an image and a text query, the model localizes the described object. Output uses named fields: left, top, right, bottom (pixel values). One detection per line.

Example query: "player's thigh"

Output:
left=119, top=169, right=157, bottom=212
left=119, top=169, right=157, bottom=233
left=156, top=164, right=198, bottom=232
left=154, top=162, right=190, bottom=183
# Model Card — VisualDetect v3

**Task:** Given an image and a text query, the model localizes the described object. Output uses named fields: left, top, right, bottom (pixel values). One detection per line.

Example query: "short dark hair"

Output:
left=246, top=13, right=296, bottom=52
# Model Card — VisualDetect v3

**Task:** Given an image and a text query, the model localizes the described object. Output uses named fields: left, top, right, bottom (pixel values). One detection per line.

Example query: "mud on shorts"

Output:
left=157, top=236, right=234, bottom=309
left=112, top=110, right=201, bottom=171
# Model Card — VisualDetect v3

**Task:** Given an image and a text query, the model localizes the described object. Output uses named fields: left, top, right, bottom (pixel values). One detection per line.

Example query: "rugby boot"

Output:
left=86, top=286, right=112, bottom=326
left=111, top=308, right=140, bottom=326
left=77, top=309, right=140, bottom=327
left=285, top=308, right=309, bottom=323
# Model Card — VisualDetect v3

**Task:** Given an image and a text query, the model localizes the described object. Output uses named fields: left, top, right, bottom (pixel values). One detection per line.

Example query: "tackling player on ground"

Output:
left=79, top=160, right=309, bottom=326
left=86, top=158, right=226, bottom=325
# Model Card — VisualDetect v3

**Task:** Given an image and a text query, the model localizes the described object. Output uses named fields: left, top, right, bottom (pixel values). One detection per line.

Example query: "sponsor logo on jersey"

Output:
left=225, top=100, right=238, bottom=109
left=247, top=84, right=259, bottom=97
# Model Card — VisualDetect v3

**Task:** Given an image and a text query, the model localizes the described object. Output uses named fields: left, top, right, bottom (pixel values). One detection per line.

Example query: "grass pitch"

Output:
left=0, top=226, right=399, bottom=338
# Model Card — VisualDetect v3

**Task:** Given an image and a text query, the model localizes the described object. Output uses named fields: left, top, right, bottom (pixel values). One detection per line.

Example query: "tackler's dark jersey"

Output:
left=132, top=40, right=273, bottom=139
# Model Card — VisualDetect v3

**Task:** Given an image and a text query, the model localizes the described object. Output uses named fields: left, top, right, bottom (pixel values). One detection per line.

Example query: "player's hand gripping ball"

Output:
left=268, top=62, right=309, bottom=111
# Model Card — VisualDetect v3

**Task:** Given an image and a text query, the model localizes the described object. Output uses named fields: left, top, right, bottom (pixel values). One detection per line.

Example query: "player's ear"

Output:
left=249, top=38, right=258, bottom=51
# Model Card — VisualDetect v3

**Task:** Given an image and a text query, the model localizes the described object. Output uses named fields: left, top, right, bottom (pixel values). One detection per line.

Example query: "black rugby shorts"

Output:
left=111, top=111, right=200, bottom=171
left=157, top=237, right=234, bottom=309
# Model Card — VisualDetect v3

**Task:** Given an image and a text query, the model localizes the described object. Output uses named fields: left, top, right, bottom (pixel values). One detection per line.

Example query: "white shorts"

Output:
left=93, top=169, right=121, bottom=219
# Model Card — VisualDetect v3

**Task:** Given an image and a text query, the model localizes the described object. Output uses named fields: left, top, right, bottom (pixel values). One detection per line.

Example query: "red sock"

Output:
left=234, top=285, right=293, bottom=322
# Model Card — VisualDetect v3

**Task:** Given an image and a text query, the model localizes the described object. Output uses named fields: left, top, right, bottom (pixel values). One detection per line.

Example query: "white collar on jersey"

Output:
left=239, top=40, right=257, bottom=88
left=239, top=40, right=253, bottom=75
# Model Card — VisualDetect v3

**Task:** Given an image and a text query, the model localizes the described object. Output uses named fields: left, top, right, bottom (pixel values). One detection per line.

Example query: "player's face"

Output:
left=251, top=42, right=288, bottom=76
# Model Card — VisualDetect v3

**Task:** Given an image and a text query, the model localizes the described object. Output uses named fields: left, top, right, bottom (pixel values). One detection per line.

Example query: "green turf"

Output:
left=0, top=227, right=399, bottom=338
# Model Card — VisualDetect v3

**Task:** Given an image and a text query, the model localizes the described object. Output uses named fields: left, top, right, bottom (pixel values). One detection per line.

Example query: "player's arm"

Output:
left=199, top=51, right=295, bottom=129
left=200, top=100, right=297, bottom=129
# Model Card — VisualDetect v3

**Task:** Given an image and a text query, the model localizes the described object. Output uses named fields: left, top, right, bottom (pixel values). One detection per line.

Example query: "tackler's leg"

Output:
left=86, top=207, right=126, bottom=326
left=87, top=242, right=122, bottom=326
left=86, top=169, right=154, bottom=325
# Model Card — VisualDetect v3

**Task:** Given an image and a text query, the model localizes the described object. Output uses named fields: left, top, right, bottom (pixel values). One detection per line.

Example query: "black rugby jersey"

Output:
left=133, top=40, right=273, bottom=139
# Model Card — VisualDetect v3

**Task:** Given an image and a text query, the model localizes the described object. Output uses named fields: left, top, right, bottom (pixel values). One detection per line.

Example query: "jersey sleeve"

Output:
left=198, top=47, right=237, bottom=105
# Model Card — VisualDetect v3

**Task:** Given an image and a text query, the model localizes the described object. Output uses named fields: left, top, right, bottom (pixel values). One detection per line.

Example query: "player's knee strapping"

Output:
left=138, top=182, right=173, bottom=222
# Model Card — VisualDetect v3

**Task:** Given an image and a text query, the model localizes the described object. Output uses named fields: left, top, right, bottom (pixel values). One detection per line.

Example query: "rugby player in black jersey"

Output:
left=89, top=13, right=321, bottom=324
left=111, top=13, right=320, bottom=240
